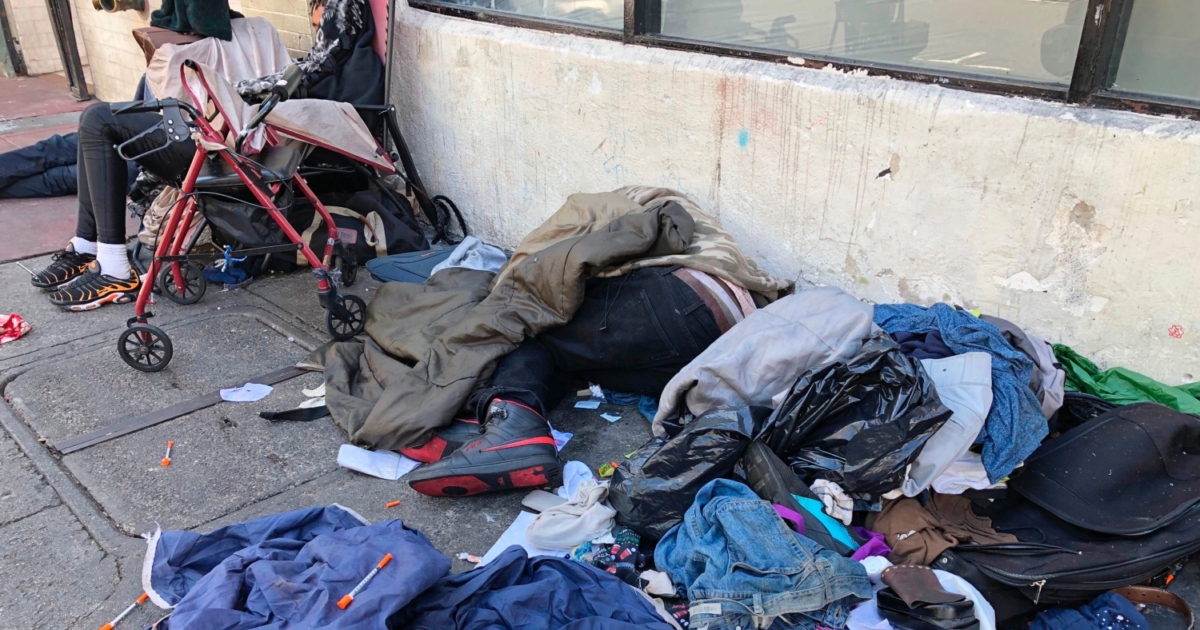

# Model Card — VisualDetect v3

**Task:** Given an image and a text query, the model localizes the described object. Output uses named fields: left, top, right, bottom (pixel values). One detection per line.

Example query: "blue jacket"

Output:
left=145, top=505, right=450, bottom=629
left=874, top=302, right=1046, bottom=480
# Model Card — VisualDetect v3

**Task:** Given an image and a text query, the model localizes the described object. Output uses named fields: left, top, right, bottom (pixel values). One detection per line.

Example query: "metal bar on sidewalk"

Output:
left=54, top=366, right=307, bottom=455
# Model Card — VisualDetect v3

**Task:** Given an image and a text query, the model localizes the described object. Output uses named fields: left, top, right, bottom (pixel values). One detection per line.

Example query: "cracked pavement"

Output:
left=0, top=255, right=657, bottom=629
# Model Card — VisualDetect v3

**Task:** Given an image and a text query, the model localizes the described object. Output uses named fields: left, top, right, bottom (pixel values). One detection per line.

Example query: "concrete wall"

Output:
left=4, top=0, right=90, bottom=76
left=388, top=4, right=1200, bottom=385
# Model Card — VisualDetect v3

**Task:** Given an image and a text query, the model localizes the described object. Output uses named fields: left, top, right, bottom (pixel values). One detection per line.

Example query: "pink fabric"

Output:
left=370, top=0, right=388, bottom=62
left=0, top=313, right=31, bottom=345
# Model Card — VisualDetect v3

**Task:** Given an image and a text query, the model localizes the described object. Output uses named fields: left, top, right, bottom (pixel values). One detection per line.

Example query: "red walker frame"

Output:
left=118, top=61, right=401, bottom=372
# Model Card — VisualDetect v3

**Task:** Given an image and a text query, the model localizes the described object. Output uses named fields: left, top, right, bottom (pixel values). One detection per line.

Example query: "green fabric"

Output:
left=1052, top=343, right=1200, bottom=415
left=150, top=0, right=243, bottom=41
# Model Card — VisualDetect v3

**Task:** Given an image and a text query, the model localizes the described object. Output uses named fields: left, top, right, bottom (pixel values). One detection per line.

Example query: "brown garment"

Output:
left=496, top=186, right=793, bottom=301
left=323, top=197, right=696, bottom=450
left=866, top=493, right=1018, bottom=566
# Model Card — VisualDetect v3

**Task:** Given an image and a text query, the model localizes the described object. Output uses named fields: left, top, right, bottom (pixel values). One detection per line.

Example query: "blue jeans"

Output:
left=655, top=479, right=872, bottom=630
left=0, top=132, right=140, bottom=200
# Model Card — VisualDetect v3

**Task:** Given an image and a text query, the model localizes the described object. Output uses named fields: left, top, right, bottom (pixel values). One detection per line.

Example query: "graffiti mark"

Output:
left=737, top=129, right=750, bottom=148
left=1169, top=324, right=1185, bottom=339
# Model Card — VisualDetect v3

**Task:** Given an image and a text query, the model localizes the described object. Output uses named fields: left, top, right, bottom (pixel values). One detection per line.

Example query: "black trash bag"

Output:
left=609, top=407, right=768, bottom=541
left=757, top=334, right=952, bottom=496
left=201, top=187, right=292, bottom=248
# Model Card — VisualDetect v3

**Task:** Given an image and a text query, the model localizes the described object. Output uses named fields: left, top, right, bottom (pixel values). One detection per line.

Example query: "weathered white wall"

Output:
left=388, top=3, right=1200, bottom=385
left=4, top=0, right=89, bottom=76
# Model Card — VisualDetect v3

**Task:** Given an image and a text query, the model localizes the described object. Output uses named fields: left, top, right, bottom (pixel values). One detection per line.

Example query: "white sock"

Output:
left=96, top=242, right=131, bottom=279
left=70, top=237, right=97, bottom=256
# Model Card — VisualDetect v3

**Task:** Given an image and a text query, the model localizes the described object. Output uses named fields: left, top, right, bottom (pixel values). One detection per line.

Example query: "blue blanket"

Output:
left=392, top=546, right=678, bottom=630
left=874, top=303, right=1046, bottom=480
left=145, top=505, right=450, bottom=629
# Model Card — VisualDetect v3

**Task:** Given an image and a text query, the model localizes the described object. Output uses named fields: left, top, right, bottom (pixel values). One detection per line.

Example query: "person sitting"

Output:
left=30, top=0, right=381, bottom=310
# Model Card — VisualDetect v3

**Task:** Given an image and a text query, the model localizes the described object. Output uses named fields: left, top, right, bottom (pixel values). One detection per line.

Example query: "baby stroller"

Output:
left=113, top=60, right=434, bottom=372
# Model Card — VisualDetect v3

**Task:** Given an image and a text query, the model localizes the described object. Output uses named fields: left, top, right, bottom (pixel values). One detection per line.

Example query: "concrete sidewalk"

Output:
left=0, top=256, right=655, bottom=629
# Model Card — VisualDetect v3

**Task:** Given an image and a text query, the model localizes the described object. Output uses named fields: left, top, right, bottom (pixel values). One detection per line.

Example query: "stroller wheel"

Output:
left=158, top=263, right=207, bottom=305
left=334, top=256, right=357, bottom=288
left=118, top=324, right=174, bottom=372
left=326, top=294, right=367, bottom=341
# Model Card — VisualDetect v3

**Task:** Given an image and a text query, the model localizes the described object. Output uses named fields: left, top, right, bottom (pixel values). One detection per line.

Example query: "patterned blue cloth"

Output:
left=602, top=388, right=659, bottom=422
left=1030, top=593, right=1149, bottom=630
left=874, top=303, right=1046, bottom=481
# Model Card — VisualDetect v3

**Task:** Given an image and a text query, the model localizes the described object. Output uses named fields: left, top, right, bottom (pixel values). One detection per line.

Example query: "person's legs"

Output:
left=0, top=164, right=78, bottom=199
left=406, top=267, right=724, bottom=498
left=538, top=266, right=723, bottom=395
left=76, top=102, right=194, bottom=267
left=0, top=133, right=77, bottom=191
left=43, top=102, right=195, bottom=309
left=465, top=267, right=722, bottom=418
left=466, top=338, right=575, bottom=420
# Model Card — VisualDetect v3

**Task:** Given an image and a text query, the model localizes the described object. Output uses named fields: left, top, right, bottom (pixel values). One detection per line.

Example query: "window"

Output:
left=410, top=0, right=1200, bottom=118
left=661, top=0, right=1086, bottom=85
left=1109, top=0, right=1200, bottom=101
left=436, top=0, right=623, bottom=29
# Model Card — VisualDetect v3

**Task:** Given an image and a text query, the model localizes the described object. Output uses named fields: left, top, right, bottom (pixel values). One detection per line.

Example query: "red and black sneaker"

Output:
left=400, top=417, right=482, bottom=463
left=407, top=399, right=562, bottom=497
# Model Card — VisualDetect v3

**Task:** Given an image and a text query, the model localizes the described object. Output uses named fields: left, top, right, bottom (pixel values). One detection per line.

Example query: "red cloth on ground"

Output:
left=0, top=313, right=31, bottom=344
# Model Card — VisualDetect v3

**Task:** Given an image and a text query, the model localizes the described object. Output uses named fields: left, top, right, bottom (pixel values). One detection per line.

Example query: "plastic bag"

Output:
left=609, top=407, right=767, bottom=541
left=757, top=334, right=951, bottom=496
left=1053, top=343, right=1200, bottom=416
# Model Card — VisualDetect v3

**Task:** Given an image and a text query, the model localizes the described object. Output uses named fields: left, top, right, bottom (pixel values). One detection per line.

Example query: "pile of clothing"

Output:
left=271, top=186, right=1197, bottom=630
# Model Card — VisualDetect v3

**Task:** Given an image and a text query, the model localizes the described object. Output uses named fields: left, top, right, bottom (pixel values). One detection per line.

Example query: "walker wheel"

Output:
left=326, top=294, right=366, bottom=341
left=334, top=255, right=357, bottom=288
left=118, top=324, right=174, bottom=372
left=157, top=263, right=207, bottom=305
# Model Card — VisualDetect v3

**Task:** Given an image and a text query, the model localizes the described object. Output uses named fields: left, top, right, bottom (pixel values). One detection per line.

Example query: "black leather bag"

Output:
left=934, top=404, right=1200, bottom=626
left=1011, top=402, right=1200, bottom=535
left=935, top=497, right=1200, bottom=625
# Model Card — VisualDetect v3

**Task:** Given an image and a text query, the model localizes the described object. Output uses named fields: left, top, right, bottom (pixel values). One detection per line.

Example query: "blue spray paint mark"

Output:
left=737, top=129, right=750, bottom=148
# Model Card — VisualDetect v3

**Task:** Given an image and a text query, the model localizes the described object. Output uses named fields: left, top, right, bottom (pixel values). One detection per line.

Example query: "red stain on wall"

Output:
left=1169, top=324, right=1185, bottom=339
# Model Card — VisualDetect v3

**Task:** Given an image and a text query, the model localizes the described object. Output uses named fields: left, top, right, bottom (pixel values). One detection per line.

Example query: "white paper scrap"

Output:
left=600, top=413, right=621, bottom=423
left=574, top=400, right=600, bottom=410
left=220, top=383, right=273, bottom=403
left=478, top=511, right=571, bottom=566
left=336, top=444, right=421, bottom=480
left=551, top=429, right=572, bottom=451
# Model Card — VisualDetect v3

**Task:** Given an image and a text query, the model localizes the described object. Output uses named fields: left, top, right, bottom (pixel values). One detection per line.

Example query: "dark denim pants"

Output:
left=0, top=132, right=141, bottom=200
left=0, top=133, right=80, bottom=199
left=74, top=102, right=195, bottom=244
left=469, top=266, right=722, bottom=419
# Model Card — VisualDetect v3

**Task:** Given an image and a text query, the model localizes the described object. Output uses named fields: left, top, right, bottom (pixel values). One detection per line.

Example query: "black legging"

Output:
left=75, top=102, right=196, bottom=245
